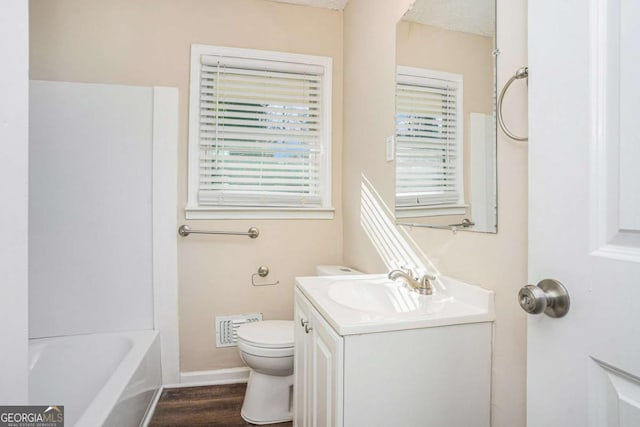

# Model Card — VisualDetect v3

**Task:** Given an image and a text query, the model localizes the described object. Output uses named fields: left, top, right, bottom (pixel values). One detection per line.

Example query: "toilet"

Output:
left=237, top=320, right=294, bottom=424
left=237, top=265, right=362, bottom=424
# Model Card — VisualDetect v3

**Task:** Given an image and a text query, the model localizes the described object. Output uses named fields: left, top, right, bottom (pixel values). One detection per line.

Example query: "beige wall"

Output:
left=29, top=0, right=344, bottom=372
left=343, top=1, right=528, bottom=426
left=396, top=21, right=493, bottom=114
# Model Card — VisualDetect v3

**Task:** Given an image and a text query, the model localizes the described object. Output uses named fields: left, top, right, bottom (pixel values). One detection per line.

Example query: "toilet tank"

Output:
left=315, top=265, right=363, bottom=276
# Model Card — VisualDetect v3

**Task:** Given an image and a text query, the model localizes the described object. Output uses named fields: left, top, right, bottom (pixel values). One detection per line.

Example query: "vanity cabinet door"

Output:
left=293, top=290, right=343, bottom=427
left=308, top=307, right=343, bottom=427
left=293, top=295, right=313, bottom=427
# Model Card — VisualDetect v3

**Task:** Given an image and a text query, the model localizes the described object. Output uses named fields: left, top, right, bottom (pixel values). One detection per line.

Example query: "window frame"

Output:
left=395, top=66, right=466, bottom=218
left=186, top=44, right=334, bottom=220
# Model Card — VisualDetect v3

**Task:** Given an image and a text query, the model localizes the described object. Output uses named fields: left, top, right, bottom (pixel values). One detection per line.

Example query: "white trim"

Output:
left=187, top=44, right=333, bottom=219
left=192, top=44, right=333, bottom=71
left=187, top=46, right=201, bottom=219
left=179, top=367, right=251, bottom=386
left=397, top=66, right=465, bottom=85
left=395, top=205, right=468, bottom=218
left=591, top=245, right=640, bottom=264
left=469, top=113, right=496, bottom=233
left=185, top=206, right=335, bottom=220
left=152, top=87, right=181, bottom=384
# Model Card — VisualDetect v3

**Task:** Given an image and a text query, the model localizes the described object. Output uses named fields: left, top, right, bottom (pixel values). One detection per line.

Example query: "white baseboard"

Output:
left=178, top=367, right=251, bottom=387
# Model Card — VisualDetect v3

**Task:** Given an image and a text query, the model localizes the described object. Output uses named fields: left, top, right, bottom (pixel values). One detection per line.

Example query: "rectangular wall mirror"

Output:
left=395, top=0, right=497, bottom=233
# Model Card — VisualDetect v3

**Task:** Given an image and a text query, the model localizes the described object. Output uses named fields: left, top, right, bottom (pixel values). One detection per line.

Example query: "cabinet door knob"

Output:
left=300, top=318, right=309, bottom=327
left=305, top=323, right=313, bottom=334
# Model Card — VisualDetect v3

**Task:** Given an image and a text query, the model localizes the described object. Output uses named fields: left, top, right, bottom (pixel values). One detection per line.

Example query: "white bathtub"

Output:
left=29, top=330, right=162, bottom=427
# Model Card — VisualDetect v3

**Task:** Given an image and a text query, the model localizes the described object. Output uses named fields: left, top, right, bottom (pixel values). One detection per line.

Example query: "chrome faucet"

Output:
left=388, top=268, right=436, bottom=295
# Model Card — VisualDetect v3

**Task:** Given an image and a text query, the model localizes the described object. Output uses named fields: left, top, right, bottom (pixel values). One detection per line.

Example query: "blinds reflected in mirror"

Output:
left=395, top=67, right=463, bottom=208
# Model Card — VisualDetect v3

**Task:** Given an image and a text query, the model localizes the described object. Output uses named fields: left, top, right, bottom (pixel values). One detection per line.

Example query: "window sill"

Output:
left=394, top=204, right=468, bottom=218
left=185, top=206, right=335, bottom=220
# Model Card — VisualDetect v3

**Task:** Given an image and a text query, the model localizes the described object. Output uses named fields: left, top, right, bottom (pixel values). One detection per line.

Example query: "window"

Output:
left=395, top=66, right=465, bottom=216
left=186, top=45, right=333, bottom=219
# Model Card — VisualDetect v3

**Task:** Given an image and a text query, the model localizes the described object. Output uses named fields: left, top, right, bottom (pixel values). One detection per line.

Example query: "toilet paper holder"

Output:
left=252, top=265, right=280, bottom=287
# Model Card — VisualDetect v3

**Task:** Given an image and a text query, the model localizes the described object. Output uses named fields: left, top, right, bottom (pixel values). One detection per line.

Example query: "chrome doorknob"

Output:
left=518, top=279, right=570, bottom=318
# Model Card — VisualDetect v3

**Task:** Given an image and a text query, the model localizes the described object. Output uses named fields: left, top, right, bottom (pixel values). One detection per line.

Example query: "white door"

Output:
left=527, top=0, right=640, bottom=425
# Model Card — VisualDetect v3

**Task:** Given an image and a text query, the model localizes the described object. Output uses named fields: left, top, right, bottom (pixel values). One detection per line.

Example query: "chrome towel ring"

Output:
left=497, top=66, right=528, bottom=142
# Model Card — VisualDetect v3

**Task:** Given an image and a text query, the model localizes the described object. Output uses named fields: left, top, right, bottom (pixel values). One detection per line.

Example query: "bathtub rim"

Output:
left=78, top=330, right=159, bottom=426
left=29, top=329, right=160, bottom=427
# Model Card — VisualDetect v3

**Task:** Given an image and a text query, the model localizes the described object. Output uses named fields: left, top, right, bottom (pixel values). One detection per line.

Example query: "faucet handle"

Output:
left=398, top=265, right=415, bottom=277
left=420, top=273, right=436, bottom=285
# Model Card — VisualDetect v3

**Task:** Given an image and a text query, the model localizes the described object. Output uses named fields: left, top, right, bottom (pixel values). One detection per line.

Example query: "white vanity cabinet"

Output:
left=294, top=275, right=495, bottom=427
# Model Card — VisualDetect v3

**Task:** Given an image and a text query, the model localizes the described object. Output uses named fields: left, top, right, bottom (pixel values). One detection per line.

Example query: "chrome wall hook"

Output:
left=251, top=265, right=280, bottom=287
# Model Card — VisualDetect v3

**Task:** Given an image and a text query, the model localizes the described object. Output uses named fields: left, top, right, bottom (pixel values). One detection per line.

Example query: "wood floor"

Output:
left=148, top=383, right=293, bottom=427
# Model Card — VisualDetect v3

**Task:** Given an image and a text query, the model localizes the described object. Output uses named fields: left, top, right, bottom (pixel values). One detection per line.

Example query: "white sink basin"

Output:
left=296, top=274, right=495, bottom=335
left=327, top=278, right=451, bottom=315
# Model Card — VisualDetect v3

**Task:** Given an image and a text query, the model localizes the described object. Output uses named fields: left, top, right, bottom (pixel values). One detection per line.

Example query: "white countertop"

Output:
left=296, top=274, right=495, bottom=335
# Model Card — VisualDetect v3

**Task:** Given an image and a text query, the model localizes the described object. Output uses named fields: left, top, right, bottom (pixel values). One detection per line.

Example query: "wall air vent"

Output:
left=215, top=313, right=263, bottom=347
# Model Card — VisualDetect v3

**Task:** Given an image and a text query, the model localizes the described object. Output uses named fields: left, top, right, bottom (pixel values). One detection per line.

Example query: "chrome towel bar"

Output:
left=497, top=66, right=529, bottom=142
left=178, top=224, right=259, bottom=239
left=398, top=218, right=475, bottom=232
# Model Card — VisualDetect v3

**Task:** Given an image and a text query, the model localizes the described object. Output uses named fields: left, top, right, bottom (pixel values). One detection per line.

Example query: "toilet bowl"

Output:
left=237, top=320, right=294, bottom=425
left=236, top=266, right=360, bottom=424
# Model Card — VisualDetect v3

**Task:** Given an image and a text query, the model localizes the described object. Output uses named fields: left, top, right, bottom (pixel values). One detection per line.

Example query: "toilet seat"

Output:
left=237, top=320, right=293, bottom=358
left=238, top=341, right=293, bottom=358
left=237, top=320, right=293, bottom=349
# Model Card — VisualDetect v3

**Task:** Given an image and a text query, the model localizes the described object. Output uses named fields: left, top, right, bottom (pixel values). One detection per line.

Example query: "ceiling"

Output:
left=403, top=0, right=495, bottom=37
left=262, top=0, right=494, bottom=37
left=264, top=0, right=349, bottom=10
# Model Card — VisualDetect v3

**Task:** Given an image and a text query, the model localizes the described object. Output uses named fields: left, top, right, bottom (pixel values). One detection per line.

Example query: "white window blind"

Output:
left=395, top=69, right=463, bottom=208
left=195, top=52, right=329, bottom=208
